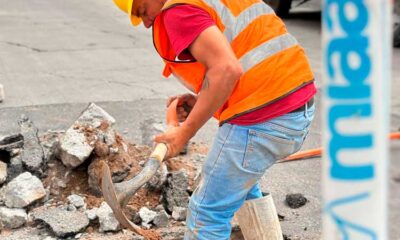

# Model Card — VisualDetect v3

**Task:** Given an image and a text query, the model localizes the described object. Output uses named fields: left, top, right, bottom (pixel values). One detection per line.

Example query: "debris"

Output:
left=158, top=226, right=186, bottom=240
left=138, top=207, right=157, bottom=229
left=32, top=207, right=89, bottom=237
left=153, top=210, right=169, bottom=228
left=85, top=208, right=98, bottom=221
left=285, top=193, right=308, bottom=209
left=87, top=135, right=133, bottom=195
left=1, top=172, right=46, bottom=208
left=191, top=153, right=206, bottom=164
left=39, top=130, right=63, bottom=163
left=67, top=204, right=77, bottom=211
left=75, top=233, right=83, bottom=239
left=155, top=204, right=164, bottom=211
left=57, top=103, right=116, bottom=168
left=171, top=206, right=187, bottom=221
left=0, top=207, right=27, bottom=229
left=0, top=83, right=4, bottom=102
left=0, top=133, right=24, bottom=152
left=6, top=154, right=24, bottom=182
left=0, top=106, right=212, bottom=238
left=163, top=170, right=189, bottom=212
left=147, top=162, right=168, bottom=191
left=0, top=226, right=46, bottom=240
left=58, top=128, right=94, bottom=168
left=19, top=115, right=45, bottom=174
left=67, top=194, right=85, bottom=208
left=0, top=161, right=7, bottom=185
left=97, top=201, right=121, bottom=232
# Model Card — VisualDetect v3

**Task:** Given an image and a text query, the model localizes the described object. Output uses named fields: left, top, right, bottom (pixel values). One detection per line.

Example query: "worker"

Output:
left=112, top=0, right=316, bottom=239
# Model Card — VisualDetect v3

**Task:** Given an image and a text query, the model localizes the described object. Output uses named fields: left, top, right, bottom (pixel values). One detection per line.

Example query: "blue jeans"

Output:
left=184, top=104, right=315, bottom=239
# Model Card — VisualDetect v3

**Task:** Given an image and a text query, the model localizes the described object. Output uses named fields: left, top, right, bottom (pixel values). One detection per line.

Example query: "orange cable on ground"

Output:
left=279, top=132, right=400, bottom=163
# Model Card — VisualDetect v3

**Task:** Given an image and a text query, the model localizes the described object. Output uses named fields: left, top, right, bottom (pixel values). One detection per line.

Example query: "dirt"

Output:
left=42, top=158, right=96, bottom=206
left=187, top=141, right=209, bottom=155
left=42, top=130, right=209, bottom=238
left=72, top=123, right=97, bottom=146
left=140, top=229, right=162, bottom=240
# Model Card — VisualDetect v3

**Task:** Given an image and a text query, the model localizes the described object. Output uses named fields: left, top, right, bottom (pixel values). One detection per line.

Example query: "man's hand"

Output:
left=154, top=124, right=195, bottom=158
left=167, top=93, right=197, bottom=122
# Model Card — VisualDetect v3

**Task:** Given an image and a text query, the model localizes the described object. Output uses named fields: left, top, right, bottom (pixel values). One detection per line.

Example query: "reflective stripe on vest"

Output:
left=199, top=0, right=299, bottom=71
left=240, top=33, right=298, bottom=72
left=203, top=1, right=275, bottom=42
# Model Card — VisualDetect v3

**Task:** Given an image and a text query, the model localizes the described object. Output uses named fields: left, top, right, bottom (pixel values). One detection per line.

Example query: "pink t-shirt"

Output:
left=162, top=5, right=316, bottom=125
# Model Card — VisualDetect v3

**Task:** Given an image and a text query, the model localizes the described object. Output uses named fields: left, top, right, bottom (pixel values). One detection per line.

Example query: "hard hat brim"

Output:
left=130, top=15, right=142, bottom=26
left=128, top=0, right=142, bottom=26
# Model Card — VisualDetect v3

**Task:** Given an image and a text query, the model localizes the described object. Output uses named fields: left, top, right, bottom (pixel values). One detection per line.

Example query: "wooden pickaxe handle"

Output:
left=149, top=98, right=180, bottom=162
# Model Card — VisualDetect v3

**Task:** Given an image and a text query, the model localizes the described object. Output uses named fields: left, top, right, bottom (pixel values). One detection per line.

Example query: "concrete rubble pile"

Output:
left=0, top=103, right=209, bottom=240
left=0, top=102, right=315, bottom=240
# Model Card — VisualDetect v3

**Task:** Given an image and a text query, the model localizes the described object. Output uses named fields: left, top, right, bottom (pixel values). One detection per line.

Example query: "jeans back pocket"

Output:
left=242, top=129, right=302, bottom=174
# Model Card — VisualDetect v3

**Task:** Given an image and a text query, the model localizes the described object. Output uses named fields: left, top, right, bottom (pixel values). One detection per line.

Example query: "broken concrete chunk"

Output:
left=0, top=83, right=4, bottom=102
left=147, top=162, right=168, bottom=191
left=67, top=194, right=85, bottom=208
left=163, top=170, right=189, bottom=212
left=0, top=133, right=24, bottom=152
left=153, top=210, right=169, bottom=228
left=0, top=207, right=27, bottom=229
left=40, top=130, right=63, bottom=163
left=32, top=207, right=89, bottom=237
left=58, top=103, right=116, bottom=168
left=58, top=128, right=95, bottom=168
left=172, top=207, right=187, bottom=221
left=7, top=154, right=24, bottom=182
left=138, top=207, right=157, bottom=229
left=18, top=115, right=44, bottom=174
left=285, top=193, right=308, bottom=209
left=76, top=103, right=115, bottom=127
left=0, top=161, right=7, bottom=185
left=85, top=208, right=98, bottom=221
left=0, top=226, right=46, bottom=240
left=2, top=172, right=46, bottom=208
left=67, top=204, right=77, bottom=211
left=97, top=202, right=121, bottom=232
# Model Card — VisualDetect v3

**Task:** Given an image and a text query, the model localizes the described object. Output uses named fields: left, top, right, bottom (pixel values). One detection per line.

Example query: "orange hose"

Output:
left=279, top=132, right=400, bottom=163
left=390, top=132, right=400, bottom=140
left=283, top=148, right=322, bottom=161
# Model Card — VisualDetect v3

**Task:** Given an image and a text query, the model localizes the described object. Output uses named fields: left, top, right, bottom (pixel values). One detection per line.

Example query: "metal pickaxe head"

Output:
left=100, top=99, right=179, bottom=235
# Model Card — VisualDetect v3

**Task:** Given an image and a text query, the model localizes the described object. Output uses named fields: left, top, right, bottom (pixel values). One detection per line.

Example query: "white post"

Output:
left=0, top=84, right=4, bottom=102
left=322, top=0, right=392, bottom=239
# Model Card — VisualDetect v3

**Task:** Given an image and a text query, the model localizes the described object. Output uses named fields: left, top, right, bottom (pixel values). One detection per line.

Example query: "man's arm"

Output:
left=182, top=26, right=243, bottom=134
left=155, top=26, right=243, bottom=157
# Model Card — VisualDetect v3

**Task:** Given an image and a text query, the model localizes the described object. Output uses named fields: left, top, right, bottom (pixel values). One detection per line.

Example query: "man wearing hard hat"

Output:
left=113, top=0, right=316, bottom=239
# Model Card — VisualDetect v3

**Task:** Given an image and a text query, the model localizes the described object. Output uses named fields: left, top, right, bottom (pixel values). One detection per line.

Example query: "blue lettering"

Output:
left=327, top=36, right=371, bottom=99
left=329, top=104, right=374, bottom=180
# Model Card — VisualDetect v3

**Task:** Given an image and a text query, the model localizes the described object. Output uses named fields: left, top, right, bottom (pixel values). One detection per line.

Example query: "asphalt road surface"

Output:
left=0, top=0, right=399, bottom=239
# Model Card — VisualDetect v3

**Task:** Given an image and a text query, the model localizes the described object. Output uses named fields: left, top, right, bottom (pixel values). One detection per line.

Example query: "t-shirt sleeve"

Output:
left=162, top=5, right=215, bottom=60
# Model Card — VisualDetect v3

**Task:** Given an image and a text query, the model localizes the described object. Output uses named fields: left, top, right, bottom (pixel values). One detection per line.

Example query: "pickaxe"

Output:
left=100, top=99, right=179, bottom=236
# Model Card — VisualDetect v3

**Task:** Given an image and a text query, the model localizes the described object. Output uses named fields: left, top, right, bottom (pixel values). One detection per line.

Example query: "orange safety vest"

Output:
left=153, top=0, right=314, bottom=124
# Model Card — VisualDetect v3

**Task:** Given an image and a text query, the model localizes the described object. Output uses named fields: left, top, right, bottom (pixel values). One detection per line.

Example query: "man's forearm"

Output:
left=181, top=64, right=242, bottom=136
